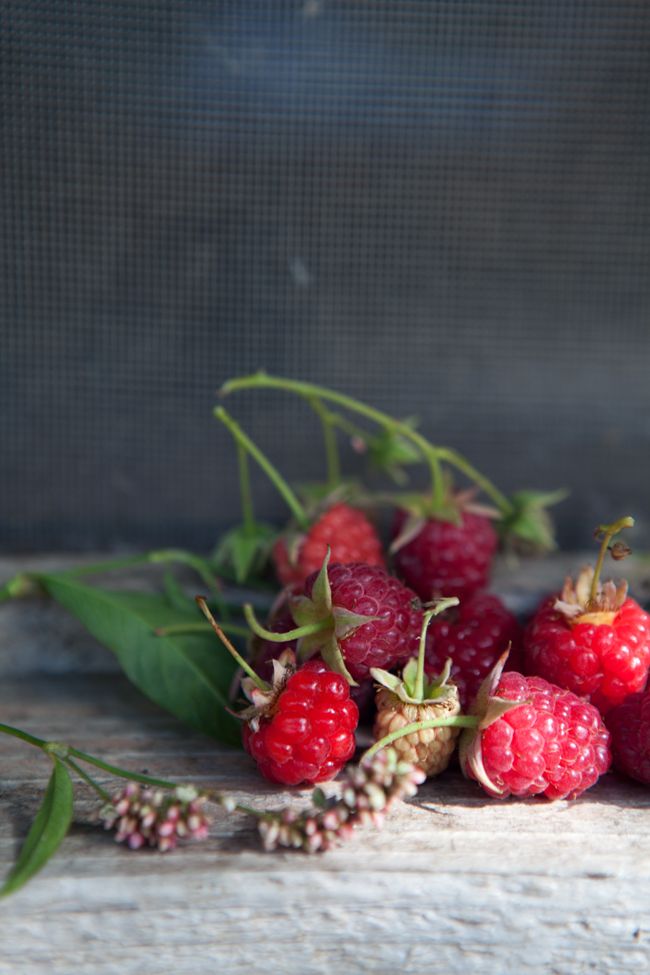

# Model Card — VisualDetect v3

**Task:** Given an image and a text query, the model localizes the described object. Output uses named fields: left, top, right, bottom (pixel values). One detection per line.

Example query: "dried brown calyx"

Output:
left=554, top=567, right=628, bottom=626
left=553, top=516, right=634, bottom=627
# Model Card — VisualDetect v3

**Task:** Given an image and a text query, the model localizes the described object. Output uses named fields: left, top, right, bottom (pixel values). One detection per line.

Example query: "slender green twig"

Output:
left=215, top=406, right=309, bottom=530
left=221, top=372, right=513, bottom=513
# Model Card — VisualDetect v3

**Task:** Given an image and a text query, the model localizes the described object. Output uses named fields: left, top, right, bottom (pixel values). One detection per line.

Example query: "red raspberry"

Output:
left=606, top=689, right=650, bottom=785
left=250, top=592, right=377, bottom=717
left=301, top=562, right=423, bottom=683
left=392, top=508, right=497, bottom=602
left=424, top=593, right=522, bottom=708
left=524, top=590, right=650, bottom=714
left=273, top=503, right=385, bottom=588
left=461, top=665, right=611, bottom=800
left=243, top=659, right=359, bottom=786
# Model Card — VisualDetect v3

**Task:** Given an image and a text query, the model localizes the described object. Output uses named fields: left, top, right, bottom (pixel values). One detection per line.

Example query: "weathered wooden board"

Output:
left=1, top=554, right=650, bottom=975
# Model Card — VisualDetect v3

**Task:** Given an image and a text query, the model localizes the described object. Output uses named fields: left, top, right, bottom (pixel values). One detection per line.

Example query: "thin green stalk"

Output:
left=65, top=757, right=111, bottom=802
left=68, top=748, right=179, bottom=790
left=221, top=372, right=513, bottom=514
left=590, top=515, right=635, bottom=604
left=243, top=603, right=329, bottom=643
left=0, top=723, right=179, bottom=791
left=238, top=444, right=256, bottom=535
left=215, top=406, right=309, bottom=530
left=361, top=715, right=478, bottom=764
left=0, top=723, right=47, bottom=750
left=413, top=608, right=435, bottom=702
left=196, top=596, right=269, bottom=691
left=435, top=447, right=511, bottom=513
left=308, top=396, right=341, bottom=490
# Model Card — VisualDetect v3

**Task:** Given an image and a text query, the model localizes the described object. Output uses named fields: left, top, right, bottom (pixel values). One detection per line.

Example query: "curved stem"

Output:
left=308, top=397, right=341, bottom=490
left=237, top=444, right=256, bottom=535
left=435, top=447, right=511, bottom=513
left=69, top=748, right=179, bottom=789
left=243, top=603, right=329, bottom=643
left=413, top=597, right=459, bottom=701
left=590, top=515, right=635, bottom=604
left=65, top=757, right=111, bottom=802
left=0, top=723, right=47, bottom=750
left=196, top=596, right=269, bottom=691
left=215, top=406, right=309, bottom=530
left=221, top=373, right=513, bottom=514
left=361, top=715, right=478, bottom=765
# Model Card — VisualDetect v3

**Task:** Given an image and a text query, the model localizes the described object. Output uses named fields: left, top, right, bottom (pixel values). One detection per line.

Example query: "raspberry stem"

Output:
left=413, top=597, right=460, bottom=700
left=237, top=444, right=256, bottom=536
left=362, top=714, right=479, bottom=764
left=196, top=596, right=270, bottom=691
left=215, top=406, right=309, bottom=530
left=307, top=395, right=341, bottom=491
left=220, top=372, right=513, bottom=514
left=590, top=515, right=635, bottom=606
left=243, top=603, right=329, bottom=643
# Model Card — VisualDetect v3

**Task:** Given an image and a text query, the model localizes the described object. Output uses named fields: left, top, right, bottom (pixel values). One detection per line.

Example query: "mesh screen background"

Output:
left=2, top=0, right=649, bottom=551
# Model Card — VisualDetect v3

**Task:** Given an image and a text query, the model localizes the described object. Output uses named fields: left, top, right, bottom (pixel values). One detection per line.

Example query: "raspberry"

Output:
left=460, top=662, right=612, bottom=800
left=424, top=593, right=522, bottom=708
left=606, top=690, right=650, bottom=785
left=299, top=561, right=423, bottom=684
left=250, top=592, right=377, bottom=717
left=373, top=684, right=461, bottom=777
left=392, top=507, right=497, bottom=602
left=524, top=517, right=650, bottom=714
left=273, top=502, right=385, bottom=588
left=369, top=599, right=463, bottom=776
left=243, top=658, right=359, bottom=786
left=196, top=597, right=359, bottom=787
left=524, top=580, right=650, bottom=714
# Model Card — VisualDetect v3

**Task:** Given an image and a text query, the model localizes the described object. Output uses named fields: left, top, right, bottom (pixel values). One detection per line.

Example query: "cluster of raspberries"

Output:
left=228, top=502, right=650, bottom=800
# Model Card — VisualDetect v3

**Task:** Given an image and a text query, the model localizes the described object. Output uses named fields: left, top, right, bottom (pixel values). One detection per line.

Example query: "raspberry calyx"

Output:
left=554, top=515, right=634, bottom=626
left=457, top=651, right=526, bottom=795
left=245, top=550, right=381, bottom=686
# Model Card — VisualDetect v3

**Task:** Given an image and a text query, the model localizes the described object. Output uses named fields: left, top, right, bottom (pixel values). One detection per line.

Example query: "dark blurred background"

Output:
left=2, top=0, right=649, bottom=552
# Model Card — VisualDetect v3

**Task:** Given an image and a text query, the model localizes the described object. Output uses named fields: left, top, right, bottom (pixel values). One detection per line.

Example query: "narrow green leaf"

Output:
left=1, top=758, right=73, bottom=898
left=39, top=575, right=240, bottom=746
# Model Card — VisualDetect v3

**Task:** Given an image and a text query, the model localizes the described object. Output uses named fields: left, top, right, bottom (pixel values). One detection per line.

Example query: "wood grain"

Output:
left=1, top=554, right=650, bottom=974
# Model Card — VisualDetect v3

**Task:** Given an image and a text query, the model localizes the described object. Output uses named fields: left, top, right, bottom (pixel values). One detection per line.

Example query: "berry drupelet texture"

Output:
left=425, top=592, right=522, bottom=708
left=524, top=591, right=650, bottom=714
left=606, top=689, right=650, bottom=785
left=244, top=659, right=359, bottom=786
left=273, top=502, right=385, bottom=588
left=302, top=561, right=423, bottom=683
left=392, top=508, right=498, bottom=603
left=463, top=670, right=611, bottom=800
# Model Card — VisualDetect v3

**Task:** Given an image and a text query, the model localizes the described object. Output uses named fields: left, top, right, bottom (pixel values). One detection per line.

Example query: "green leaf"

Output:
left=1, top=758, right=73, bottom=898
left=39, top=575, right=240, bottom=746
left=212, top=523, right=277, bottom=584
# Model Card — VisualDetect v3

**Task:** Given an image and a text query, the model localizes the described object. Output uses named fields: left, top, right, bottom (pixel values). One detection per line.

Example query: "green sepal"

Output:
left=310, top=548, right=333, bottom=612
left=212, top=522, right=277, bottom=584
left=371, top=656, right=455, bottom=705
left=318, top=634, right=357, bottom=686
left=332, top=606, right=379, bottom=640
left=459, top=648, right=526, bottom=795
left=499, top=489, right=567, bottom=553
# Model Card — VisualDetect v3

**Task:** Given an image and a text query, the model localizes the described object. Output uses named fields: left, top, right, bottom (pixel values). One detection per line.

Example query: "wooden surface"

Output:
left=2, top=553, right=650, bottom=974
